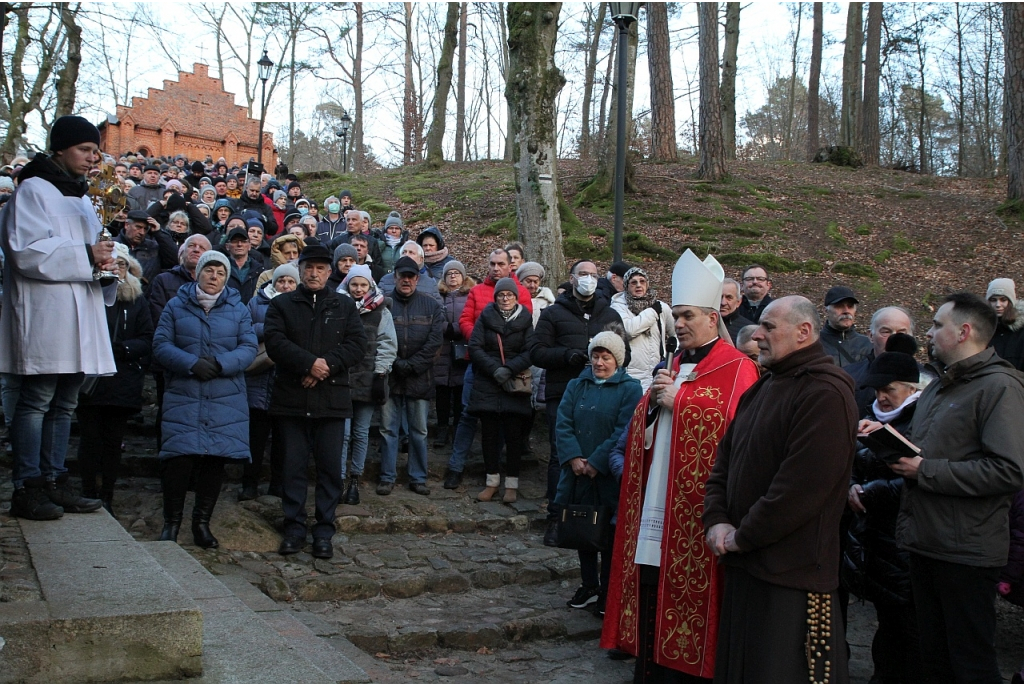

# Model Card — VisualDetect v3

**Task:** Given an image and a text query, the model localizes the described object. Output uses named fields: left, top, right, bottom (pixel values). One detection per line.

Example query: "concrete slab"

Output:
left=148, top=540, right=369, bottom=683
left=2, top=514, right=203, bottom=683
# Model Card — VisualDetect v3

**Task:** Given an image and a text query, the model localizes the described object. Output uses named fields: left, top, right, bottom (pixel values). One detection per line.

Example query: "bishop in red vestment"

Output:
left=601, top=250, right=759, bottom=681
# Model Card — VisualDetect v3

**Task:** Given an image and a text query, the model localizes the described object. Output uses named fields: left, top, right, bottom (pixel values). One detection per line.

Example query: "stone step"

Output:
left=0, top=512, right=203, bottom=683
left=142, top=541, right=368, bottom=683
left=306, top=580, right=606, bottom=656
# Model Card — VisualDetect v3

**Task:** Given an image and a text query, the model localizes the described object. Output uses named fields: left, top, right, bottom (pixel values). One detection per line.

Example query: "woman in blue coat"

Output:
left=555, top=330, right=642, bottom=613
left=153, top=250, right=258, bottom=548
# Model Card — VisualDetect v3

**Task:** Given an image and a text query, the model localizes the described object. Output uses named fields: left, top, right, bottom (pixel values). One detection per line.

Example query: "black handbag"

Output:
left=557, top=478, right=613, bottom=552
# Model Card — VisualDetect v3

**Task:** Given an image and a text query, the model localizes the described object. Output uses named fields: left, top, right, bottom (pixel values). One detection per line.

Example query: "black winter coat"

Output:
left=530, top=291, right=625, bottom=401
left=115, top=230, right=178, bottom=290
left=236, top=193, right=280, bottom=236
left=78, top=283, right=154, bottom=410
left=842, top=401, right=916, bottom=606
left=228, top=257, right=263, bottom=304
left=991, top=303, right=1024, bottom=371
left=820, top=323, right=873, bottom=368
left=388, top=289, right=444, bottom=400
left=264, top=285, right=368, bottom=419
left=468, top=304, right=534, bottom=417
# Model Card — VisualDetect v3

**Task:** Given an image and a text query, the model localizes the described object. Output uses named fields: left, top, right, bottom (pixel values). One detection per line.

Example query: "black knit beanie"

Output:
left=49, top=116, right=101, bottom=152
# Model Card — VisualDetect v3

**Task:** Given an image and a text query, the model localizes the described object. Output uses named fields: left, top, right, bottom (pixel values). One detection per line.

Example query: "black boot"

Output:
left=159, top=494, right=185, bottom=542
left=46, top=473, right=102, bottom=513
left=342, top=477, right=360, bottom=505
left=191, top=494, right=220, bottom=549
left=11, top=477, right=64, bottom=520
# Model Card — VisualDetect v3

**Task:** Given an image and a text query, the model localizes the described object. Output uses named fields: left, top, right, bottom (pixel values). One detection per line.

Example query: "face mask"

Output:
left=575, top=275, right=597, bottom=297
left=298, top=207, right=309, bottom=216
left=328, top=203, right=341, bottom=214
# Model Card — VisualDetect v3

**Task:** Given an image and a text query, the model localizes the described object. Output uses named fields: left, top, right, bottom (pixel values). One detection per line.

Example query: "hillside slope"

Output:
left=299, top=157, right=1023, bottom=335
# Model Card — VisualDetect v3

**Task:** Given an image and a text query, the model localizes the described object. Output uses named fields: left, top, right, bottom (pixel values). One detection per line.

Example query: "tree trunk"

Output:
left=721, top=2, right=741, bottom=160
left=287, top=5, right=298, bottom=168
left=403, top=3, right=416, bottom=165
left=859, top=2, right=882, bottom=165
left=840, top=2, right=863, bottom=149
left=506, top=2, right=568, bottom=286
left=596, top=31, right=616, bottom=156
left=593, top=19, right=638, bottom=193
left=783, top=5, right=802, bottom=160
left=454, top=2, right=468, bottom=162
left=579, top=2, right=606, bottom=160
left=426, top=3, right=460, bottom=168
left=806, top=2, right=823, bottom=161
left=1007, top=2, right=1024, bottom=200
left=352, top=3, right=365, bottom=172
left=54, top=4, right=82, bottom=119
left=697, top=2, right=726, bottom=180
left=647, top=2, right=676, bottom=161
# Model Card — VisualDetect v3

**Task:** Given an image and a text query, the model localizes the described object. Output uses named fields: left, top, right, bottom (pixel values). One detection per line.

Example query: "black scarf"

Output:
left=17, top=152, right=89, bottom=198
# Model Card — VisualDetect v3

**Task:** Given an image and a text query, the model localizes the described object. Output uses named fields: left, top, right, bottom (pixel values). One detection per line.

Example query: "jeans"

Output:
left=447, top=365, right=478, bottom=473
left=342, top=401, right=376, bottom=479
left=277, top=416, right=346, bottom=540
left=381, top=395, right=429, bottom=484
left=5, top=373, right=84, bottom=487
left=909, top=552, right=1000, bottom=683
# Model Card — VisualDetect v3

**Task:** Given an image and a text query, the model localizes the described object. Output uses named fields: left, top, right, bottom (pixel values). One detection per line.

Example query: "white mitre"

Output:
left=671, top=249, right=725, bottom=309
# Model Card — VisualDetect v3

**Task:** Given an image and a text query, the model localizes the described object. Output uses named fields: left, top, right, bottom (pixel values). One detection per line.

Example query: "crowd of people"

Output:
left=3, top=115, right=1024, bottom=683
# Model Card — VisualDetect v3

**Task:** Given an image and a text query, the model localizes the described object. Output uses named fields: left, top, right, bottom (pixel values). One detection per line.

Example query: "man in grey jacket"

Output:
left=894, top=291, right=1024, bottom=682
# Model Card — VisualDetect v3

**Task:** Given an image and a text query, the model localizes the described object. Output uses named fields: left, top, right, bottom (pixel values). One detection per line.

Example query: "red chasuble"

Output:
left=600, top=339, right=759, bottom=678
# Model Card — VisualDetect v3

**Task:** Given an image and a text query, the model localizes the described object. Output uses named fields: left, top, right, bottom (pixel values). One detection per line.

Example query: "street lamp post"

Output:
left=335, top=112, right=352, bottom=173
left=257, top=50, right=273, bottom=166
left=609, top=2, right=642, bottom=264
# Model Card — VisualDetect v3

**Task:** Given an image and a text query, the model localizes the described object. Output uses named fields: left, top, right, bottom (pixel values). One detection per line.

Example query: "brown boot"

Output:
left=502, top=476, right=518, bottom=504
left=477, top=473, right=500, bottom=502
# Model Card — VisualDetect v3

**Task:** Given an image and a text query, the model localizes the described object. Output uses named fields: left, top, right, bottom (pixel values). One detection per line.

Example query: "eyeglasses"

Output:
left=743, top=276, right=768, bottom=283
left=495, top=292, right=516, bottom=299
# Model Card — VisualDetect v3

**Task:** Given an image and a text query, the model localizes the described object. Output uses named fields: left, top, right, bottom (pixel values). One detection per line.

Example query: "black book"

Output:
left=857, top=423, right=921, bottom=463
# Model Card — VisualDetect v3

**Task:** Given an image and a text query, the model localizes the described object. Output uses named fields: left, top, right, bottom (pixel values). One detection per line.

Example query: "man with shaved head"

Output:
left=703, top=296, right=858, bottom=682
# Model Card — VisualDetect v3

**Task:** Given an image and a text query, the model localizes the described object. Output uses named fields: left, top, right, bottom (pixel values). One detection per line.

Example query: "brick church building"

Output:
left=99, top=63, right=276, bottom=169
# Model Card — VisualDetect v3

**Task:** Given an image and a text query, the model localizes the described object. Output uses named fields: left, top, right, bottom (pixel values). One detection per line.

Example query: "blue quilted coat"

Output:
left=153, top=283, right=258, bottom=460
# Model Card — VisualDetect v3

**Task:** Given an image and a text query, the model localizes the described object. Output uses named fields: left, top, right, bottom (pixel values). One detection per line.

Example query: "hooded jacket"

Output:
left=255, top=234, right=303, bottom=291
left=236, top=190, right=279, bottom=236
left=416, top=226, right=454, bottom=280
left=990, top=300, right=1024, bottom=371
left=897, top=348, right=1024, bottom=567
left=704, top=342, right=858, bottom=592
left=153, top=283, right=258, bottom=460
left=77, top=254, right=154, bottom=410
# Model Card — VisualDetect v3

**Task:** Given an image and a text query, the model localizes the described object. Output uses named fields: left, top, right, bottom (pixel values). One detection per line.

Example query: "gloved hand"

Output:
left=371, top=373, right=389, bottom=405
left=444, top=322, right=458, bottom=340
left=565, top=350, right=588, bottom=367
left=493, top=366, right=513, bottom=385
left=191, top=357, right=219, bottom=381
left=652, top=301, right=662, bottom=315
left=203, top=356, right=223, bottom=374
left=112, top=344, right=129, bottom=361
left=392, top=359, right=413, bottom=377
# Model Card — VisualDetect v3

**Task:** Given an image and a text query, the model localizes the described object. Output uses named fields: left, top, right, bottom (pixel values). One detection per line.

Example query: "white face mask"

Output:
left=575, top=274, right=597, bottom=297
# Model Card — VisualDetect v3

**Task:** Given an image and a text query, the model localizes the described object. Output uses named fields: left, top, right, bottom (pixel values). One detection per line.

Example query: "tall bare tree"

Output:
left=579, top=3, right=606, bottom=160
left=1006, top=2, right=1024, bottom=201
left=403, top=3, right=419, bottom=164
left=721, top=3, right=741, bottom=160
left=454, top=2, right=468, bottom=162
left=647, top=2, right=676, bottom=160
left=783, top=4, right=803, bottom=159
left=425, top=3, right=460, bottom=168
left=506, top=2, right=568, bottom=286
left=53, top=3, right=82, bottom=119
left=806, top=2, right=823, bottom=160
left=698, top=3, right=726, bottom=179
left=840, top=2, right=864, bottom=148
left=860, top=2, right=882, bottom=165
